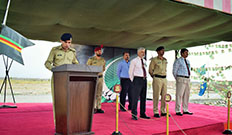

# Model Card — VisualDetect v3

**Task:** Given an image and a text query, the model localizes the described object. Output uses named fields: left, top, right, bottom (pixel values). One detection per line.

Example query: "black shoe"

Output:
left=96, top=109, right=104, bottom=113
left=94, top=109, right=97, bottom=114
left=176, top=112, right=183, bottom=116
left=154, top=114, right=160, bottom=118
left=161, top=113, right=171, bottom=117
left=161, top=113, right=170, bottom=117
left=183, top=112, right=193, bottom=115
left=140, top=114, right=150, bottom=119
left=161, top=113, right=166, bottom=116
left=132, top=115, right=138, bottom=120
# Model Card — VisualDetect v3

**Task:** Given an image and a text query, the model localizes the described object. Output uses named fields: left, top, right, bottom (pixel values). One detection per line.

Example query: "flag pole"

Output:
left=0, top=0, right=17, bottom=108
left=2, top=0, right=11, bottom=25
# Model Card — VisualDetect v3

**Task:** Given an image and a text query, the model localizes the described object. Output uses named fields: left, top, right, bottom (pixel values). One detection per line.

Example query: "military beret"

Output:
left=156, top=46, right=164, bottom=52
left=61, top=33, right=72, bottom=41
left=94, top=44, right=103, bottom=52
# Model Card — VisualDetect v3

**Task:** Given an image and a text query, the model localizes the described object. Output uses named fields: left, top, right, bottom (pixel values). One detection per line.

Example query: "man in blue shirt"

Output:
left=173, top=48, right=193, bottom=116
left=117, top=52, right=132, bottom=111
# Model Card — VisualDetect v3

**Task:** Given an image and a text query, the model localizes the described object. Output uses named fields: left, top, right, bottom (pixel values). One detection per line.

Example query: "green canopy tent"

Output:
left=1, top=0, right=232, bottom=50
left=1, top=2, right=232, bottom=134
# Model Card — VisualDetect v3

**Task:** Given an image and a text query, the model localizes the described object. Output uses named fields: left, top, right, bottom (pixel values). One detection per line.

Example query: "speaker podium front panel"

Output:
left=52, top=64, right=102, bottom=135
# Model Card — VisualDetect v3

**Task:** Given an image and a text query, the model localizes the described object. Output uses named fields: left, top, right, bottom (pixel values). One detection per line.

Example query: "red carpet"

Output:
left=0, top=101, right=228, bottom=135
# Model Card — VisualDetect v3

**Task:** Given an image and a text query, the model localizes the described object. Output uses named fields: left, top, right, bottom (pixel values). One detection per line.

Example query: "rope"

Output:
left=170, top=114, right=187, bottom=135
left=118, top=102, right=188, bottom=135
left=109, top=102, right=135, bottom=135
left=119, top=102, right=159, bottom=121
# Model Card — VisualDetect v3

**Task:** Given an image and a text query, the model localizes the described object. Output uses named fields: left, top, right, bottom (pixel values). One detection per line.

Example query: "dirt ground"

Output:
left=0, top=78, right=226, bottom=106
left=0, top=78, right=51, bottom=95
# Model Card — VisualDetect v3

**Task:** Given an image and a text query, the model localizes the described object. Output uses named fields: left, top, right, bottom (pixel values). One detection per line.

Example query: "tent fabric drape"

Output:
left=1, top=0, right=232, bottom=50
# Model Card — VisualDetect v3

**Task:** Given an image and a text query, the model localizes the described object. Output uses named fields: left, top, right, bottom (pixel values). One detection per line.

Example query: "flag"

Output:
left=0, top=25, right=35, bottom=65
left=199, top=81, right=207, bottom=96
left=197, top=64, right=206, bottom=75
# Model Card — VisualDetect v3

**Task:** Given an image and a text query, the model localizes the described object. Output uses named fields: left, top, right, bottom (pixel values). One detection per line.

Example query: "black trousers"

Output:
left=120, top=78, right=132, bottom=110
left=131, top=77, right=147, bottom=116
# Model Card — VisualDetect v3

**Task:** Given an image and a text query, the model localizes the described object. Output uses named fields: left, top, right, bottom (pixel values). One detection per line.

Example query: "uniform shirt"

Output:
left=172, top=57, right=191, bottom=78
left=117, top=59, right=130, bottom=79
left=45, top=45, right=79, bottom=70
left=129, top=56, right=147, bottom=81
left=86, top=56, right=106, bottom=75
left=149, top=56, right=167, bottom=77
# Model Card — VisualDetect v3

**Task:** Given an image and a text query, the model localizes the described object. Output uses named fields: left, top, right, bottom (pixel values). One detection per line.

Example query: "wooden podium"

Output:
left=52, top=64, right=102, bottom=135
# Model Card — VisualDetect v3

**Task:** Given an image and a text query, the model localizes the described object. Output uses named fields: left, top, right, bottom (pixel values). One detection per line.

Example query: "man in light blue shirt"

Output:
left=173, top=48, right=193, bottom=116
left=117, top=52, right=132, bottom=111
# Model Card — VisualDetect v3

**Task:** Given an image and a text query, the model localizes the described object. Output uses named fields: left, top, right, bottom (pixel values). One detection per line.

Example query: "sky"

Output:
left=0, top=40, right=231, bottom=81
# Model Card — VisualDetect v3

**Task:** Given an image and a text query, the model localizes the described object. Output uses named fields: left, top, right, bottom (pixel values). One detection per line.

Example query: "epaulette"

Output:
left=69, top=47, right=76, bottom=52
left=150, top=57, right=156, bottom=61
left=52, top=45, right=62, bottom=50
left=89, top=56, right=95, bottom=60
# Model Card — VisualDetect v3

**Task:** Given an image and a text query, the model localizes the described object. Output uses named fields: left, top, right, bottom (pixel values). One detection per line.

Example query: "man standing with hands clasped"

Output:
left=117, top=51, right=132, bottom=111
left=173, top=48, right=193, bottom=116
left=149, top=46, right=168, bottom=118
left=87, top=45, right=106, bottom=114
left=129, top=47, right=150, bottom=120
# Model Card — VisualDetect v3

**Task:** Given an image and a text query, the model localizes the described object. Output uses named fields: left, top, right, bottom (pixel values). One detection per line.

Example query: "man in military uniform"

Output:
left=87, top=45, right=106, bottom=113
left=45, top=33, right=79, bottom=122
left=149, top=46, right=167, bottom=118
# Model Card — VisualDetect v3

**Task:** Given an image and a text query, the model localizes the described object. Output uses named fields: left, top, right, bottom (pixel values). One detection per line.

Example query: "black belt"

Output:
left=177, top=75, right=189, bottom=78
left=154, top=74, right=166, bottom=78
left=134, top=76, right=146, bottom=80
left=98, top=75, right=103, bottom=78
left=120, top=78, right=130, bottom=80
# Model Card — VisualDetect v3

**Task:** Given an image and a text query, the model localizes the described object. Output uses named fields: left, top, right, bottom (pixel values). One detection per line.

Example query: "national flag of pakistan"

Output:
left=0, top=25, right=35, bottom=65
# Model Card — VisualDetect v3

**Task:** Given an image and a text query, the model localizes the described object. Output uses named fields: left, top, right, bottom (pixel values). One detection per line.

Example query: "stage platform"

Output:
left=0, top=101, right=228, bottom=135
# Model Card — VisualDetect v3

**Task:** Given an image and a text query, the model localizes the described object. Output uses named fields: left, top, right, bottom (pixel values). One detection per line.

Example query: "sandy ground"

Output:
left=0, top=79, right=225, bottom=106
left=0, top=79, right=52, bottom=103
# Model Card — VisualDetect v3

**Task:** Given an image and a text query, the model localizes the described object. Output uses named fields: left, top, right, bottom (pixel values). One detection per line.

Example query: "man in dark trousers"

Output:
left=129, top=47, right=150, bottom=120
left=117, top=52, right=132, bottom=111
